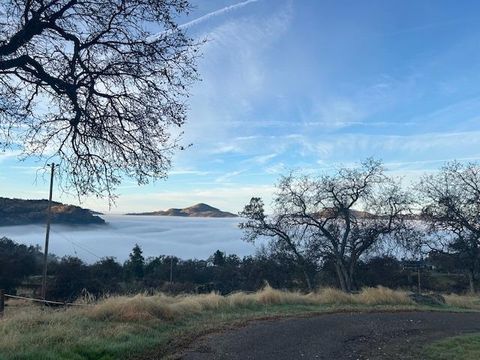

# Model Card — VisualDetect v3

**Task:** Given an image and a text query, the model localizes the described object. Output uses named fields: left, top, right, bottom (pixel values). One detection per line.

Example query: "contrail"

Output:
left=148, top=0, right=260, bottom=42
left=179, top=0, right=260, bottom=30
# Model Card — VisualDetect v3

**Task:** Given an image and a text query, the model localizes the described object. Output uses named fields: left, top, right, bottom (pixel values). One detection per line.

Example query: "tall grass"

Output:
left=1, top=286, right=478, bottom=359
left=83, top=285, right=413, bottom=322
left=357, top=286, right=413, bottom=305
left=444, top=294, right=480, bottom=309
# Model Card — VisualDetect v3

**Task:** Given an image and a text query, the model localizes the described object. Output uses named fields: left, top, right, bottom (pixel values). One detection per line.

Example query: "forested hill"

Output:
left=127, top=203, right=237, bottom=218
left=0, top=197, right=105, bottom=226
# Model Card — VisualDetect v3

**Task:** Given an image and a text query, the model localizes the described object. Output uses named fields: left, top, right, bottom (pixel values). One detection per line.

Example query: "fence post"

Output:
left=0, top=289, right=4, bottom=318
left=417, top=268, right=421, bottom=294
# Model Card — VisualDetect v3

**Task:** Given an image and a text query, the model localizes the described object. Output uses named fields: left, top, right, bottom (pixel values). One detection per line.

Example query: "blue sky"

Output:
left=1, top=0, right=480, bottom=213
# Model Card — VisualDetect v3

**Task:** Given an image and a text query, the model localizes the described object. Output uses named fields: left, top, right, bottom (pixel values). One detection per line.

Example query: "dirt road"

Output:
left=178, top=312, right=480, bottom=359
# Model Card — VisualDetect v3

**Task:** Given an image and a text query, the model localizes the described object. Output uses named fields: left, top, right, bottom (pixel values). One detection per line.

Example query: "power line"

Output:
left=50, top=228, right=103, bottom=260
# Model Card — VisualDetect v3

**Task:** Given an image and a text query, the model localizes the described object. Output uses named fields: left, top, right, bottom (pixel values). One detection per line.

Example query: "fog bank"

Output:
left=0, top=215, right=257, bottom=263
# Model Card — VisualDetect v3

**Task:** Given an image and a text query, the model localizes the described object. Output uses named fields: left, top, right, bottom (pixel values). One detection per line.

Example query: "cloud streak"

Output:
left=0, top=149, right=22, bottom=165
left=149, top=0, right=261, bottom=42
left=179, top=0, right=261, bottom=30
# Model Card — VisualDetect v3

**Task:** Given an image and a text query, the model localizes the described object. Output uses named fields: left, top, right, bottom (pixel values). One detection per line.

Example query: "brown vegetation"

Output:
left=1, top=286, right=479, bottom=359
left=0, top=197, right=104, bottom=226
left=79, top=285, right=415, bottom=322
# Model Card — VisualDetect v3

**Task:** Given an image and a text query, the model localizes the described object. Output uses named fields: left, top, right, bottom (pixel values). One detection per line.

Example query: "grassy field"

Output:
left=1, top=286, right=479, bottom=360
left=424, top=334, right=480, bottom=360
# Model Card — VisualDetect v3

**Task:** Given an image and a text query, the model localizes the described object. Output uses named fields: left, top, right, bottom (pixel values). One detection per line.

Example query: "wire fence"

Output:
left=0, top=290, right=91, bottom=317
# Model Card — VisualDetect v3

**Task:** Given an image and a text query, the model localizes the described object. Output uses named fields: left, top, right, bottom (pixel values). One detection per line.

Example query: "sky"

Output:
left=1, top=0, right=480, bottom=214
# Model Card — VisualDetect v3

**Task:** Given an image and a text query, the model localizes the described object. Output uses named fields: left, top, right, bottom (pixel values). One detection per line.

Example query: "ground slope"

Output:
left=179, top=312, right=480, bottom=360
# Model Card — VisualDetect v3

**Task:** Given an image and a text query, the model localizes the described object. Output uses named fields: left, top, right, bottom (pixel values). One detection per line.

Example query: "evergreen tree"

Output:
left=125, top=244, right=145, bottom=280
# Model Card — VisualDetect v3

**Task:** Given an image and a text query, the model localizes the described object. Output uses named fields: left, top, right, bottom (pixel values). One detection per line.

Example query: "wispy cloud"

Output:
left=265, top=162, right=286, bottom=174
left=180, top=0, right=261, bottom=30
left=310, top=131, right=480, bottom=163
left=179, top=1, right=293, bottom=152
left=385, top=157, right=480, bottom=170
left=204, top=129, right=480, bottom=173
left=210, top=144, right=243, bottom=155
left=170, top=169, right=211, bottom=176
left=215, top=170, right=245, bottom=183
left=149, top=0, right=262, bottom=42
left=0, top=149, right=21, bottom=163
left=303, top=75, right=420, bottom=130
left=249, top=153, right=277, bottom=164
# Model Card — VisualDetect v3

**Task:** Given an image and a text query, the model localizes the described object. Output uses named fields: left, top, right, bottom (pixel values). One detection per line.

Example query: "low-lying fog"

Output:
left=0, top=215, right=258, bottom=263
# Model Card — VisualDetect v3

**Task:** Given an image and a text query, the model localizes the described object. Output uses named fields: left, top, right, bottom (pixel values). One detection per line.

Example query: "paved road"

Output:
left=178, top=312, right=480, bottom=360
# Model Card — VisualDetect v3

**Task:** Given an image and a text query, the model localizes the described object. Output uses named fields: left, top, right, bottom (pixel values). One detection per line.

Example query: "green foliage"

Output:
left=3, top=238, right=480, bottom=302
left=48, top=256, right=90, bottom=301
left=0, top=237, right=42, bottom=293
left=211, top=250, right=226, bottom=266
left=89, top=257, right=123, bottom=294
left=124, top=244, right=145, bottom=280
left=424, top=333, right=480, bottom=360
left=356, top=256, right=407, bottom=288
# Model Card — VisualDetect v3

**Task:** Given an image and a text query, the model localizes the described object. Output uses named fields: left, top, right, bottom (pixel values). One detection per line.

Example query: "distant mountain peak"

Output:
left=184, top=203, right=219, bottom=212
left=127, top=203, right=237, bottom=218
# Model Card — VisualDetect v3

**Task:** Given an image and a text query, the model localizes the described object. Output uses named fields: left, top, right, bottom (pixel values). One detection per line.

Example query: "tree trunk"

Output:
left=294, top=256, right=314, bottom=291
left=344, top=271, right=353, bottom=292
left=467, top=271, right=475, bottom=294
left=302, top=268, right=313, bottom=292
left=335, top=262, right=352, bottom=292
left=334, top=264, right=346, bottom=292
left=348, top=257, right=358, bottom=292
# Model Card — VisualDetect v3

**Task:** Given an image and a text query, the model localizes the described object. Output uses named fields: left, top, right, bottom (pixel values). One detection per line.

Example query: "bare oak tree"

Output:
left=419, top=161, right=480, bottom=292
left=240, top=159, right=413, bottom=292
left=240, top=197, right=318, bottom=290
left=0, top=0, right=200, bottom=199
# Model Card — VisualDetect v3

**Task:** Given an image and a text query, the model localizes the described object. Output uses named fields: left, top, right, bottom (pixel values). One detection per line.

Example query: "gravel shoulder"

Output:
left=177, top=311, right=480, bottom=360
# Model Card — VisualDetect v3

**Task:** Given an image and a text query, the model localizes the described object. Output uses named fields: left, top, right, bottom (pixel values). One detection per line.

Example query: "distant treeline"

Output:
left=0, top=237, right=474, bottom=301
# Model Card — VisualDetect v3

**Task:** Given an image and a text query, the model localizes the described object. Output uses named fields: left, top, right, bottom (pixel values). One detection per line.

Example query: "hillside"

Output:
left=127, top=203, right=237, bottom=218
left=0, top=197, right=105, bottom=226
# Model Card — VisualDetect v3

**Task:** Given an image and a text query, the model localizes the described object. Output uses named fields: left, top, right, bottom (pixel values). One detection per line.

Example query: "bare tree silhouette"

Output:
left=419, top=161, right=480, bottom=292
left=240, top=159, right=414, bottom=292
left=0, top=0, right=201, bottom=200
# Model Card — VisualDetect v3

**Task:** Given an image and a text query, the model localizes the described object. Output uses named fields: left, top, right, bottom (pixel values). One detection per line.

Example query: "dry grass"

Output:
left=85, top=286, right=316, bottom=321
left=2, top=286, right=480, bottom=359
left=253, top=286, right=314, bottom=305
left=0, top=305, right=87, bottom=351
left=444, top=294, right=480, bottom=309
left=0, top=286, right=461, bottom=325
left=314, top=287, right=356, bottom=304
left=357, top=286, right=413, bottom=305
left=80, top=285, right=415, bottom=322
left=2, top=286, right=473, bottom=329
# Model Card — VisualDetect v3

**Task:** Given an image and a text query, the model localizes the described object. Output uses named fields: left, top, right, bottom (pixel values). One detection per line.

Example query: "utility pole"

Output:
left=41, top=163, right=56, bottom=300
